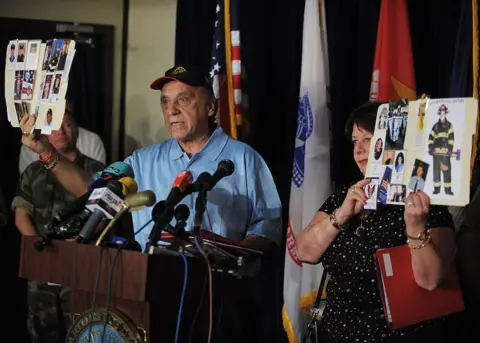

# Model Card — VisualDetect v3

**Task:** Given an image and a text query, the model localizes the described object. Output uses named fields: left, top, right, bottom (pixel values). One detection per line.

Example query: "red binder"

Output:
left=374, top=244, right=464, bottom=330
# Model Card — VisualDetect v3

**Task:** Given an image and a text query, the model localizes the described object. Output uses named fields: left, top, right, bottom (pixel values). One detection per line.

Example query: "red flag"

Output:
left=369, top=0, right=416, bottom=102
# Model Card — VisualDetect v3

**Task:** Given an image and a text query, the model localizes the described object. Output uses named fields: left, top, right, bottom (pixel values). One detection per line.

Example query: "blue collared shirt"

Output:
left=124, top=127, right=282, bottom=250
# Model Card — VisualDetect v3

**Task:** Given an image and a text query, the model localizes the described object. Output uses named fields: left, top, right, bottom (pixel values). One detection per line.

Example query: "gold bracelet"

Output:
left=405, top=229, right=427, bottom=241
left=329, top=209, right=344, bottom=231
left=407, top=229, right=432, bottom=249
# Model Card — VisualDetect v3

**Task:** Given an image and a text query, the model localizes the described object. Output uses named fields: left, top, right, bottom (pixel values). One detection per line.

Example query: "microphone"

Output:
left=76, top=185, right=126, bottom=243
left=125, top=190, right=157, bottom=208
left=147, top=202, right=190, bottom=251
left=151, top=170, right=193, bottom=229
left=95, top=190, right=156, bottom=246
left=191, top=161, right=234, bottom=237
left=202, top=159, right=235, bottom=191
left=106, top=177, right=138, bottom=198
left=46, top=162, right=134, bottom=230
left=172, top=203, right=190, bottom=235
left=119, top=176, right=138, bottom=195
left=165, top=170, right=193, bottom=206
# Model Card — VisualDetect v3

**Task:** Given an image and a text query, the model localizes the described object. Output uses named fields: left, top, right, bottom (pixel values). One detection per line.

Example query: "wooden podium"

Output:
left=18, top=235, right=209, bottom=342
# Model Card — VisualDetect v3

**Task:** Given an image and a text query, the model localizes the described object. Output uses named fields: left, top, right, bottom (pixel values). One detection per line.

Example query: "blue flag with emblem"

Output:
left=282, top=0, right=332, bottom=342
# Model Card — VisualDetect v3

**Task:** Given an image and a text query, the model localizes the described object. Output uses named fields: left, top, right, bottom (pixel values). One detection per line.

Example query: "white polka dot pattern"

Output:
left=316, top=185, right=454, bottom=342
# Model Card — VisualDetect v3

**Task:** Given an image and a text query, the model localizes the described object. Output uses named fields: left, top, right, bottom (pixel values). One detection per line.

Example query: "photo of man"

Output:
left=377, top=107, right=387, bottom=130
left=17, top=43, right=25, bottom=62
left=9, top=43, right=16, bottom=63
left=388, top=184, right=406, bottom=203
left=428, top=104, right=454, bottom=195
left=44, top=108, right=53, bottom=128
left=42, top=40, right=53, bottom=71
left=408, top=159, right=429, bottom=193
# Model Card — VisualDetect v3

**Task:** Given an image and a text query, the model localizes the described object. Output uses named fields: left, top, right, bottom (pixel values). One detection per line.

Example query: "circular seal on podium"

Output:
left=66, top=308, right=145, bottom=343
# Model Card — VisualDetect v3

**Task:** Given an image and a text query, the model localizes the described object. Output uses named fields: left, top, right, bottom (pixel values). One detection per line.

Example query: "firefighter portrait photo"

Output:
left=427, top=103, right=456, bottom=195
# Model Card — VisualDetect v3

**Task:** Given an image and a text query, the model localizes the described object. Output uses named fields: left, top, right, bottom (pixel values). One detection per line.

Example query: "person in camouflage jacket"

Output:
left=12, top=109, right=104, bottom=343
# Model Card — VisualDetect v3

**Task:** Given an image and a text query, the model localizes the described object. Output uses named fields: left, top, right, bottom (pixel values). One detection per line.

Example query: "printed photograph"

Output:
left=382, top=150, right=395, bottom=165
left=14, top=70, right=24, bottom=101
left=364, top=178, right=379, bottom=211
left=48, top=39, right=64, bottom=72
left=394, top=151, right=405, bottom=174
left=21, top=102, right=29, bottom=116
left=43, top=107, right=53, bottom=128
left=42, top=40, right=53, bottom=71
left=377, top=106, right=388, bottom=131
left=52, top=73, right=62, bottom=95
left=373, top=137, right=384, bottom=161
left=385, top=99, right=408, bottom=151
left=423, top=99, right=465, bottom=197
left=16, top=42, right=25, bottom=63
left=378, top=166, right=392, bottom=205
left=7, top=41, right=17, bottom=65
left=407, top=159, right=429, bottom=193
left=14, top=102, right=24, bottom=122
left=388, top=184, right=406, bottom=204
left=42, top=74, right=53, bottom=100
left=57, top=40, right=70, bottom=71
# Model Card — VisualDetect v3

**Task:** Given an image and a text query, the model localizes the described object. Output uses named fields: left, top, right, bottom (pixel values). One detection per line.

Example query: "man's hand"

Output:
left=19, top=115, right=51, bottom=155
left=242, top=234, right=273, bottom=253
left=440, top=162, right=449, bottom=171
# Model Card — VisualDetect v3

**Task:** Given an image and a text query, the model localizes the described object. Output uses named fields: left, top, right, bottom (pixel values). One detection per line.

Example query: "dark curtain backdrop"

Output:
left=175, top=0, right=468, bottom=340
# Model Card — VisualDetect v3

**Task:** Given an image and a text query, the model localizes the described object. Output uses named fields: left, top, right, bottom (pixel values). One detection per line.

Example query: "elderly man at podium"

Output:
left=18, top=65, right=282, bottom=342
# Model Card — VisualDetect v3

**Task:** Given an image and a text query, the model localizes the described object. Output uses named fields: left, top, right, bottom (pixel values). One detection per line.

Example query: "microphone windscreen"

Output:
left=103, top=161, right=135, bottom=179
left=119, top=177, right=138, bottom=195
left=125, top=190, right=156, bottom=209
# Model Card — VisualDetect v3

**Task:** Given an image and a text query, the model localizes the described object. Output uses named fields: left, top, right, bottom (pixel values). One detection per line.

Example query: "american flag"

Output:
left=209, top=0, right=243, bottom=139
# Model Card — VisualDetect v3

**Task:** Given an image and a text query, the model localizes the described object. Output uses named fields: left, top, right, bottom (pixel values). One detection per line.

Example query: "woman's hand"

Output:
left=336, top=178, right=371, bottom=225
left=19, top=115, right=51, bottom=155
left=404, top=190, right=429, bottom=234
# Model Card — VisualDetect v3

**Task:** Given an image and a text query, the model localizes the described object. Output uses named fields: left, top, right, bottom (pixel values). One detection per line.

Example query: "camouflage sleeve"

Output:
left=85, top=159, right=105, bottom=179
left=11, top=168, right=34, bottom=216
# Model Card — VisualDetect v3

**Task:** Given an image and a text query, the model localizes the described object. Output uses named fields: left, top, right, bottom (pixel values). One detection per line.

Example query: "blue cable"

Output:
left=175, top=252, right=188, bottom=343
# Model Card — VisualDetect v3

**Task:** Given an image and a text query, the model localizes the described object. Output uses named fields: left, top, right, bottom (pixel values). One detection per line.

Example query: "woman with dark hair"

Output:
left=374, top=138, right=383, bottom=160
left=296, top=101, right=457, bottom=342
left=395, top=152, right=405, bottom=173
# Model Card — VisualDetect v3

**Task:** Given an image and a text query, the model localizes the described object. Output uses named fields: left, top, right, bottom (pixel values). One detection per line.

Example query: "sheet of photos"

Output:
left=366, top=96, right=478, bottom=207
left=4, top=38, right=76, bottom=134
left=365, top=99, right=409, bottom=206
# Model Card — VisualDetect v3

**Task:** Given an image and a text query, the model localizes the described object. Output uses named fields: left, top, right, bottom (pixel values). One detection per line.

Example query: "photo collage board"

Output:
left=364, top=96, right=478, bottom=209
left=5, top=38, right=76, bottom=134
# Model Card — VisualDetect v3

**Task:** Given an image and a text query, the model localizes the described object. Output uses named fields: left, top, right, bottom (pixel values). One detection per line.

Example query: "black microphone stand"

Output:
left=192, top=190, right=208, bottom=255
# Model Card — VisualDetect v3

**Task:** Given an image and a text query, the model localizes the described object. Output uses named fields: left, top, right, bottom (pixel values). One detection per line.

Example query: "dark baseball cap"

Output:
left=150, top=65, right=213, bottom=93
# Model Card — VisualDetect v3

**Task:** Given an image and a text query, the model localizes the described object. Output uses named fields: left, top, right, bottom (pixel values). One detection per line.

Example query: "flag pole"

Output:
left=471, top=0, right=479, bottom=182
left=223, top=0, right=238, bottom=139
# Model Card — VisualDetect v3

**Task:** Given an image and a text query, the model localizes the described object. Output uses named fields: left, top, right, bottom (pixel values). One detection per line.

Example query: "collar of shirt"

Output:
left=169, top=126, right=228, bottom=162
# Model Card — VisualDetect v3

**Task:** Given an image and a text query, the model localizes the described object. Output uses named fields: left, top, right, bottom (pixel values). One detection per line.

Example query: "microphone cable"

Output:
left=174, top=252, right=189, bottom=343
left=187, top=271, right=207, bottom=343
left=87, top=245, right=105, bottom=343
left=100, top=241, right=126, bottom=343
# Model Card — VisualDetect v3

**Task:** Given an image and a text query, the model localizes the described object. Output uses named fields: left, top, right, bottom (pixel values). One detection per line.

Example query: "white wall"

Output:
left=124, top=0, right=177, bottom=156
left=0, top=0, right=178, bottom=160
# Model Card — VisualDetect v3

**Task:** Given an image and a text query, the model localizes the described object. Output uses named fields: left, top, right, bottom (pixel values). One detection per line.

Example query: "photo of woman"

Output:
left=395, top=151, right=405, bottom=173
left=374, top=137, right=383, bottom=160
